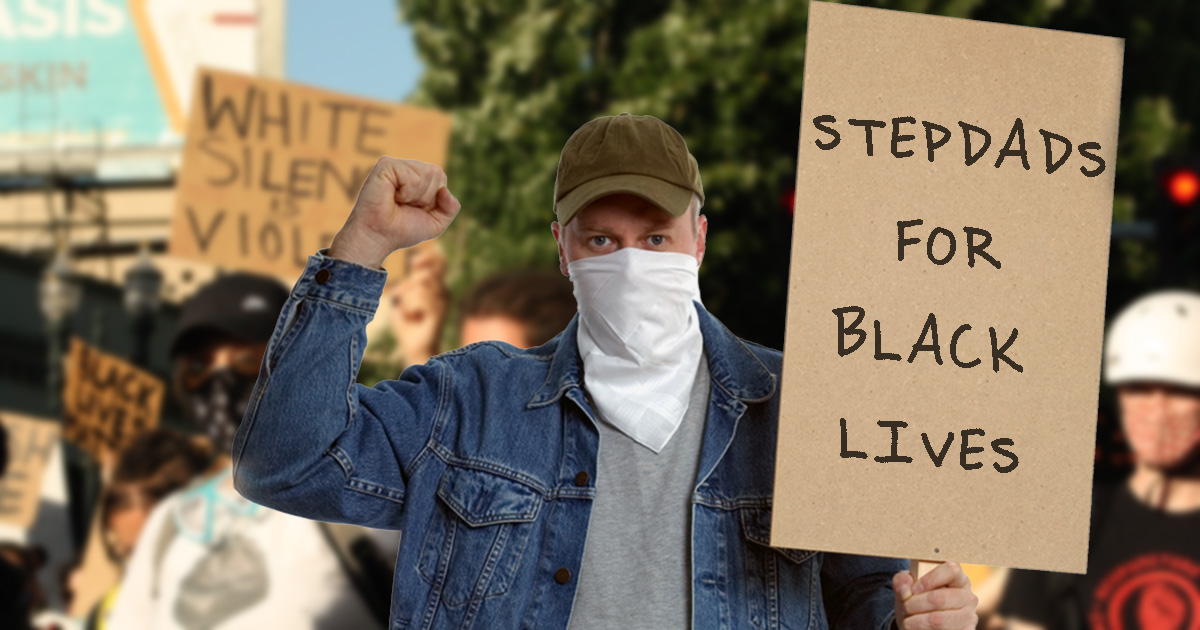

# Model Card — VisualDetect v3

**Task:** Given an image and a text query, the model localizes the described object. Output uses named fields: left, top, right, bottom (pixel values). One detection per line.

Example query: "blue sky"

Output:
left=286, top=0, right=424, bottom=102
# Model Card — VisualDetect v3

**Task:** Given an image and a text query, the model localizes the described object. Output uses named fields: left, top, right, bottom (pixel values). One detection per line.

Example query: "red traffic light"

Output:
left=1166, top=168, right=1200, bottom=206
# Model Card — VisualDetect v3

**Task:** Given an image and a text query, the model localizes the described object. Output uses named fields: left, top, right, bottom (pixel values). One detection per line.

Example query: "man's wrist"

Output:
left=328, top=225, right=392, bottom=270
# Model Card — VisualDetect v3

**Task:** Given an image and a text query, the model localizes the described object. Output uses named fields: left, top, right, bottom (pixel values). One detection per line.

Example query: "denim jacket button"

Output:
left=574, top=471, right=589, bottom=487
left=315, top=269, right=332, bottom=284
left=554, top=568, right=571, bottom=584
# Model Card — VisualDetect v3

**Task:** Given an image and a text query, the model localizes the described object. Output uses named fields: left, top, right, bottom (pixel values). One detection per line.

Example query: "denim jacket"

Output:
left=232, top=251, right=904, bottom=630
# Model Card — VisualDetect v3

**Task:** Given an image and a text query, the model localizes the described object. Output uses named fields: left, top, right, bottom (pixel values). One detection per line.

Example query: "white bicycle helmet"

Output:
left=1104, top=290, right=1200, bottom=388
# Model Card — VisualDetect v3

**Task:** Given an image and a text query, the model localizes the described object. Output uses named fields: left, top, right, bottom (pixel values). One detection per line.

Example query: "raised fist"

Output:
left=328, top=157, right=461, bottom=269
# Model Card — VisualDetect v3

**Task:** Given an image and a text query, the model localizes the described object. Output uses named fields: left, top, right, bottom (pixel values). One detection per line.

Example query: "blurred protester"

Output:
left=390, top=248, right=576, bottom=366
left=1, top=422, right=40, bottom=630
left=100, top=430, right=212, bottom=566
left=82, top=429, right=211, bottom=629
left=109, top=273, right=391, bottom=629
left=999, top=290, right=1200, bottom=630
left=0, top=542, right=45, bottom=630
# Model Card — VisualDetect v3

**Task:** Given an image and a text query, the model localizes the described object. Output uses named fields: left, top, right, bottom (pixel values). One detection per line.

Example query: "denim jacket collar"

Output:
left=527, top=301, right=777, bottom=409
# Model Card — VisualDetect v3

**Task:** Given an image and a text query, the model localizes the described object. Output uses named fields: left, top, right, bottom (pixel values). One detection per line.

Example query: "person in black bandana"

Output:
left=1000, top=290, right=1200, bottom=630
left=168, top=273, right=290, bottom=458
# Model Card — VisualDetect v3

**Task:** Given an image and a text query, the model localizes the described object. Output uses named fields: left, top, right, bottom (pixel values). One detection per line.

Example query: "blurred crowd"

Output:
left=0, top=255, right=576, bottom=630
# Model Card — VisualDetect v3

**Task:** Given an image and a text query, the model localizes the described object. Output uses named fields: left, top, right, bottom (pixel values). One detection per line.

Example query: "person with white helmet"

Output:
left=998, top=290, right=1200, bottom=630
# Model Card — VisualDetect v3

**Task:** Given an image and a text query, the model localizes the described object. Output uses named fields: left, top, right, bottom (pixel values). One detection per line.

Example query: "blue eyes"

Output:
left=589, top=236, right=666, bottom=247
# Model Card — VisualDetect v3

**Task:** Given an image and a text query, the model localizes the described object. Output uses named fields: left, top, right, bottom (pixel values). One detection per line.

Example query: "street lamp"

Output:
left=124, top=243, right=164, bottom=367
left=39, top=247, right=82, bottom=413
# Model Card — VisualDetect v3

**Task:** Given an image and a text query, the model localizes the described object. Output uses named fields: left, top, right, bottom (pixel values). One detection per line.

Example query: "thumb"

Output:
left=893, top=570, right=914, bottom=601
left=435, top=186, right=461, bottom=216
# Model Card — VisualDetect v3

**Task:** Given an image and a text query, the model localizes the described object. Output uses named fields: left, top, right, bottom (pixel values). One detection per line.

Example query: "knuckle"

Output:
left=930, top=611, right=945, bottom=629
left=930, top=590, right=946, bottom=608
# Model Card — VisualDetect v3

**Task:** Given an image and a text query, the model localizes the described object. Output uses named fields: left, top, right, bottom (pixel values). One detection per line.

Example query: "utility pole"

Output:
left=258, top=0, right=287, bottom=79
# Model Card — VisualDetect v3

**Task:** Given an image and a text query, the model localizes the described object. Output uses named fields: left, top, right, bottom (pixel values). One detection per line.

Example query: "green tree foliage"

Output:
left=396, top=0, right=1200, bottom=348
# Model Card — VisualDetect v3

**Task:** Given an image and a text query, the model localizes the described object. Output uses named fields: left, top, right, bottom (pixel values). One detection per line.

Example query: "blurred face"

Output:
left=551, top=193, right=707, bottom=276
left=461, top=315, right=530, bottom=348
left=178, top=341, right=267, bottom=391
left=103, top=487, right=150, bottom=562
left=1118, top=382, right=1200, bottom=470
left=175, top=338, right=267, bottom=456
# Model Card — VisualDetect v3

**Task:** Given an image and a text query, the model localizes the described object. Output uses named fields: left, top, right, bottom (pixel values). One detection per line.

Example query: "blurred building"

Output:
left=1, top=0, right=286, bottom=408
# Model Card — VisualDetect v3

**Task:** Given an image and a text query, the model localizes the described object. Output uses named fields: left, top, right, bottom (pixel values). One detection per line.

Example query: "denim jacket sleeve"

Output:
left=232, top=250, right=444, bottom=529
left=820, top=552, right=906, bottom=630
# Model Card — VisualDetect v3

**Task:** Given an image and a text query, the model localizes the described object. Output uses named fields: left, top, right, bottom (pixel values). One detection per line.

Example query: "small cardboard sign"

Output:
left=168, top=68, right=451, bottom=282
left=63, top=338, right=164, bottom=461
left=0, top=411, right=60, bottom=530
left=771, top=2, right=1123, bottom=573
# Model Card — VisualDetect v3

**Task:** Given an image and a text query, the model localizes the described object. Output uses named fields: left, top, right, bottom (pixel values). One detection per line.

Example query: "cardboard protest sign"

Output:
left=0, top=412, right=60, bottom=529
left=63, top=338, right=164, bottom=461
left=169, top=68, right=451, bottom=282
left=771, top=2, right=1122, bottom=573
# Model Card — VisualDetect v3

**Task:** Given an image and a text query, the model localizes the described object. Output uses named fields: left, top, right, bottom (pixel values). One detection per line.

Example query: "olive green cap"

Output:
left=554, top=113, right=704, bottom=225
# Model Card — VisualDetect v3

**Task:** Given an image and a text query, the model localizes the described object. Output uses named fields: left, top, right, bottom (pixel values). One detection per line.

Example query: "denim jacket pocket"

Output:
left=739, top=507, right=819, bottom=630
left=418, top=464, right=543, bottom=608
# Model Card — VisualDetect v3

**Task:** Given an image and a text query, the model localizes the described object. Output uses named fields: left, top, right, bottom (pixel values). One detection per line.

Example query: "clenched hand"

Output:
left=328, top=157, right=460, bottom=269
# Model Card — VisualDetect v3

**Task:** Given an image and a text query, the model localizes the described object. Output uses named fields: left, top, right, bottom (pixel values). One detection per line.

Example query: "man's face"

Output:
left=1117, top=382, right=1200, bottom=469
left=551, top=193, right=707, bottom=276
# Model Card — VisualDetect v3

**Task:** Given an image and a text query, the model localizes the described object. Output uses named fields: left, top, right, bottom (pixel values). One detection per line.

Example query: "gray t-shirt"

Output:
left=567, top=352, right=711, bottom=630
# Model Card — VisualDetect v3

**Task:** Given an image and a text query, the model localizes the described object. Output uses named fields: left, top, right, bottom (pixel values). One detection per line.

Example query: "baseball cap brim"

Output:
left=556, top=174, right=694, bottom=226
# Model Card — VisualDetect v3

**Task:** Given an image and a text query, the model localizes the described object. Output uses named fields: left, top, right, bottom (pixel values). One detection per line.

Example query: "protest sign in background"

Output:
left=771, top=2, right=1123, bottom=573
left=63, top=338, right=164, bottom=461
left=0, top=411, right=61, bottom=530
left=168, top=68, right=451, bottom=283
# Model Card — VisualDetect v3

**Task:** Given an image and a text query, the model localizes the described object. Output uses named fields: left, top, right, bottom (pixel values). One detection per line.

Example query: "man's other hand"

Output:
left=893, top=562, right=979, bottom=629
left=328, top=157, right=460, bottom=269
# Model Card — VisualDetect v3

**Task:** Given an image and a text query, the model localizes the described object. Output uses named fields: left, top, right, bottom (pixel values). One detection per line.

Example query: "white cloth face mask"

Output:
left=568, top=247, right=705, bottom=453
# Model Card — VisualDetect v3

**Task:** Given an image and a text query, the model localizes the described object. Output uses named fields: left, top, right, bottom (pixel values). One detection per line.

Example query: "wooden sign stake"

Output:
left=910, top=558, right=941, bottom=581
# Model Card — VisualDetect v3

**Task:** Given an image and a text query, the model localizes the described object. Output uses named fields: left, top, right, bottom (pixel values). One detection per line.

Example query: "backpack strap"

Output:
left=150, top=515, right=179, bottom=601
left=1052, top=482, right=1121, bottom=630
left=318, top=522, right=395, bottom=628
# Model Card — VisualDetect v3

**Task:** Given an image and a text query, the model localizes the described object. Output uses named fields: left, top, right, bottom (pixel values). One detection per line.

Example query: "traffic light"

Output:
left=1165, top=166, right=1200, bottom=206
left=1153, top=156, right=1200, bottom=287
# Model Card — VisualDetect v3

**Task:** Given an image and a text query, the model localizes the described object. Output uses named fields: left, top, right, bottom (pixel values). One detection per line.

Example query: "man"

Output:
left=390, top=247, right=576, bottom=365
left=232, top=113, right=978, bottom=629
left=110, top=274, right=390, bottom=629
left=999, top=290, right=1200, bottom=630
